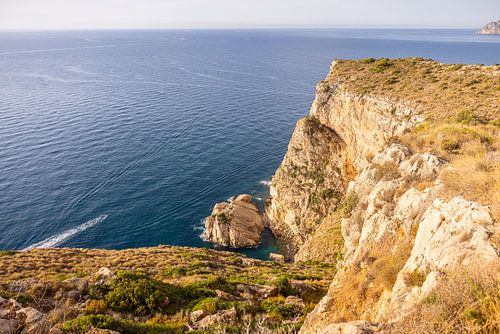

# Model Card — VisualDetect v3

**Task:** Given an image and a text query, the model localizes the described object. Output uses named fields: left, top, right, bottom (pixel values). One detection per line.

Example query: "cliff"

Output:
left=267, top=58, right=499, bottom=333
left=479, top=20, right=500, bottom=34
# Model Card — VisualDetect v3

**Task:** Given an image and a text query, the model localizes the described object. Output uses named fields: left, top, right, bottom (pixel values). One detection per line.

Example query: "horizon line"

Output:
left=0, top=25, right=484, bottom=32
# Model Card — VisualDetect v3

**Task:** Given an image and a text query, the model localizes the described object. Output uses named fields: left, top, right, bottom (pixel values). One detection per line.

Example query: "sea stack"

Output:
left=478, top=20, right=500, bottom=34
left=202, top=194, right=264, bottom=248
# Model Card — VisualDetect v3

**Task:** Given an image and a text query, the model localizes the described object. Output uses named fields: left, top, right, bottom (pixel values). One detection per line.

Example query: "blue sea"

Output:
left=0, top=29, right=499, bottom=258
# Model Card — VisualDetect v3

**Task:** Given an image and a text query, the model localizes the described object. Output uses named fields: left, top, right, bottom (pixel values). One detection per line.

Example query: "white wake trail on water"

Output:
left=23, top=215, right=108, bottom=250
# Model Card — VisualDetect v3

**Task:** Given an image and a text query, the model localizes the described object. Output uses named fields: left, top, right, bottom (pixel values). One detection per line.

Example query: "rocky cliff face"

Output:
left=479, top=20, right=500, bottom=34
left=267, top=59, right=499, bottom=332
left=266, top=61, right=423, bottom=254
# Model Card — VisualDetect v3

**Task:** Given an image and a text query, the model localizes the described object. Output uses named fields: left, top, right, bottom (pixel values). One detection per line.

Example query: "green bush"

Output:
left=339, top=192, right=359, bottom=218
left=371, top=58, right=392, bottom=73
left=104, top=271, right=178, bottom=315
left=273, top=274, right=297, bottom=297
left=260, top=297, right=299, bottom=321
left=187, top=275, right=236, bottom=295
left=190, top=297, right=235, bottom=314
left=62, top=314, right=186, bottom=334
left=455, top=111, right=486, bottom=125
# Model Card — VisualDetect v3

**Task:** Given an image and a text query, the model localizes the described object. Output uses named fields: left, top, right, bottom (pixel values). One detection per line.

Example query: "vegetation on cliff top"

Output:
left=329, top=58, right=499, bottom=121
left=0, top=246, right=335, bottom=333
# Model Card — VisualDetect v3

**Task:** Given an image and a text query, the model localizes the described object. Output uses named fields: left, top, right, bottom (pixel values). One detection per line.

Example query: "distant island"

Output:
left=478, top=20, right=500, bottom=34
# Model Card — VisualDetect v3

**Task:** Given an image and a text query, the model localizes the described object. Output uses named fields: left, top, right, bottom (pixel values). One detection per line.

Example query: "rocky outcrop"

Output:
left=266, top=117, right=347, bottom=251
left=202, top=194, right=264, bottom=248
left=299, top=144, right=499, bottom=332
left=478, top=20, right=500, bottom=34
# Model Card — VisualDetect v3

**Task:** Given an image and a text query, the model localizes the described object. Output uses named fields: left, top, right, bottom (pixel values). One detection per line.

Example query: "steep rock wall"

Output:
left=266, top=61, right=422, bottom=253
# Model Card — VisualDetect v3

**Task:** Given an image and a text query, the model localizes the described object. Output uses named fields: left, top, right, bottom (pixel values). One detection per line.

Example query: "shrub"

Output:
left=371, top=58, right=392, bottom=73
left=83, top=300, right=107, bottom=315
left=372, top=161, right=400, bottom=181
left=403, top=270, right=426, bottom=287
left=62, top=314, right=186, bottom=334
left=260, top=297, right=299, bottom=321
left=320, top=188, right=340, bottom=200
left=455, top=110, right=487, bottom=125
left=186, top=275, right=236, bottom=295
left=190, top=297, right=235, bottom=314
left=273, top=274, right=297, bottom=297
left=217, top=213, right=231, bottom=225
left=360, top=57, right=376, bottom=63
left=103, top=271, right=182, bottom=315
left=338, top=192, right=359, bottom=218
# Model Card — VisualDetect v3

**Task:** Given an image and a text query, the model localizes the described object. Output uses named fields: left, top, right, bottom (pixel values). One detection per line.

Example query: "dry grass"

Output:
left=323, top=237, right=413, bottom=322
left=398, top=121, right=499, bottom=222
left=329, top=58, right=499, bottom=121
left=0, top=246, right=335, bottom=287
left=393, top=270, right=500, bottom=334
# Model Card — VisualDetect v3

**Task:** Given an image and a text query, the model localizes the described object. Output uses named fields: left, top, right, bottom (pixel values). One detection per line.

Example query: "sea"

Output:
left=0, top=29, right=498, bottom=259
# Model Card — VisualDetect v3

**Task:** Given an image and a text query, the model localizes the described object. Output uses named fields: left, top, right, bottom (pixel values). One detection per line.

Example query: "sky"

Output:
left=0, top=0, right=498, bottom=30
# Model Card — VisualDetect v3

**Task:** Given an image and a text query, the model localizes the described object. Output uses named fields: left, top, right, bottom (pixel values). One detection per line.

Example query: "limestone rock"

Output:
left=215, top=289, right=239, bottom=301
left=90, top=267, right=114, bottom=285
left=314, top=320, right=384, bottom=334
left=236, top=284, right=278, bottom=300
left=269, top=253, right=285, bottom=262
left=478, top=20, right=500, bottom=34
left=189, top=310, right=208, bottom=323
left=16, top=307, right=49, bottom=334
left=86, top=329, right=121, bottom=334
left=0, top=319, right=19, bottom=334
left=202, top=195, right=264, bottom=248
left=194, top=307, right=237, bottom=329
left=378, top=197, right=499, bottom=320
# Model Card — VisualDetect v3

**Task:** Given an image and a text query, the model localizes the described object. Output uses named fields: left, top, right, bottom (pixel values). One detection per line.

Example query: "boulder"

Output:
left=90, top=267, right=114, bottom=285
left=236, top=284, right=278, bottom=300
left=215, top=290, right=238, bottom=301
left=202, top=195, right=264, bottom=248
left=0, top=319, right=18, bottom=334
left=189, top=310, right=208, bottom=323
left=269, top=253, right=285, bottom=262
left=194, top=307, right=237, bottom=329
left=317, top=320, right=384, bottom=334
left=86, top=328, right=121, bottom=334
left=16, top=307, right=49, bottom=334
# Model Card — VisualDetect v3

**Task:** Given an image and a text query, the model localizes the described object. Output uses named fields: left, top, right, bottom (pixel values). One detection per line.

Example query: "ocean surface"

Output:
left=1, top=29, right=499, bottom=259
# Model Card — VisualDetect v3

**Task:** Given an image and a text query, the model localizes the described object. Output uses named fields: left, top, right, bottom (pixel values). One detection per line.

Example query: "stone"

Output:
left=284, top=296, right=305, bottom=311
left=91, top=267, right=114, bottom=285
left=269, top=252, right=285, bottom=262
left=86, top=329, right=121, bottom=334
left=16, top=307, right=49, bottom=334
left=202, top=195, right=264, bottom=248
left=236, top=284, right=278, bottom=300
left=189, top=310, right=208, bottom=323
left=379, top=197, right=499, bottom=320
left=215, top=290, right=238, bottom=301
left=194, top=307, right=237, bottom=329
left=315, top=320, right=384, bottom=334
left=0, top=319, right=19, bottom=334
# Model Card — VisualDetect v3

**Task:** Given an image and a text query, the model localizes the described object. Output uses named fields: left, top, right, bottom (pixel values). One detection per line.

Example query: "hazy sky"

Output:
left=0, top=0, right=498, bottom=30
